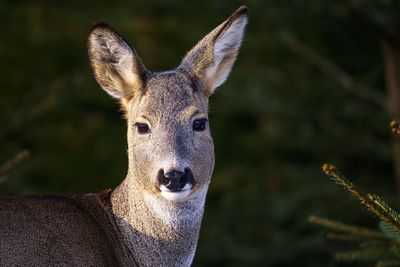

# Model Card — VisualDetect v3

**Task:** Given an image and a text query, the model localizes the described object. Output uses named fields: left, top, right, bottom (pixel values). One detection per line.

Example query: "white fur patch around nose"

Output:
left=160, top=183, right=192, bottom=201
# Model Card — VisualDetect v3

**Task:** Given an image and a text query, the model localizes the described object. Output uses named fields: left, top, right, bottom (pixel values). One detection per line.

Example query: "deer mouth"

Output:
left=156, top=168, right=196, bottom=201
left=159, top=183, right=192, bottom=201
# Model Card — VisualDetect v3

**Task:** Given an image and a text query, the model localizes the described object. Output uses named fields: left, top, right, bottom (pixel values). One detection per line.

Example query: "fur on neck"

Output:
left=144, top=186, right=208, bottom=229
left=110, top=177, right=208, bottom=267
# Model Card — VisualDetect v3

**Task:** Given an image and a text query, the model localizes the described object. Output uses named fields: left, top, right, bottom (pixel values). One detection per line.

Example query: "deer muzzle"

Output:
left=156, top=168, right=196, bottom=201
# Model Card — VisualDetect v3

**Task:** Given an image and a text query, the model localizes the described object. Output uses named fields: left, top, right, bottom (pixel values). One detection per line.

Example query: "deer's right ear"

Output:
left=87, top=23, right=146, bottom=99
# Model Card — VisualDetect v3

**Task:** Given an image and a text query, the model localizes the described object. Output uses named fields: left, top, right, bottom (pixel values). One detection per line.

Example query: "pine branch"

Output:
left=360, top=240, right=397, bottom=249
left=314, top=123, right=400, bottom=265
left=281, top=32, right=386, bottom=107
left=343, top=0, right=400, bottom=45
left=376, top=260, right=400, bottom=267
left=309, top=216, right=384, bottom=239
left=380, top=222, right=400, bottom=242
left=0, top=150, right=30, bottom=182
left=369, top=195, right=400, bottom=234
left=322, top=164, right=400, bottom=234
left=327, top=233, right=383, bottom=242
left=335, top=248, right=399, bottom=261
left=0, top=73, right=69, bottom=141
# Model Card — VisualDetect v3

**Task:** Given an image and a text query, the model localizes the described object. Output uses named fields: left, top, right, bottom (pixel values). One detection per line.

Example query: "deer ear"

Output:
left=87, top=23, right=147, bottom=99
left=180, top=6, right=248, bottom=96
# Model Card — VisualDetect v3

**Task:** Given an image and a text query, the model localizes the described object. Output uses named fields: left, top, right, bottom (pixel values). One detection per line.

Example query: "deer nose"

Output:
left=158, top=170, right=188, bottom=191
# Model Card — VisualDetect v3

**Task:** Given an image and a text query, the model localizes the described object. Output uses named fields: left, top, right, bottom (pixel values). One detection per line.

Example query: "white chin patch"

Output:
left=160, top=183, right=192, bottom=201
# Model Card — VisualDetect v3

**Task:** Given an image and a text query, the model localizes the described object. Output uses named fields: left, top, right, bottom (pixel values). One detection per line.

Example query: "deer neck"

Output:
left=110, top=174, right=207, bottom=267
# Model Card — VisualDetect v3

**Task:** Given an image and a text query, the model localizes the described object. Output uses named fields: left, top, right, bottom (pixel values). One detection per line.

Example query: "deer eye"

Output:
left=135, top=123, right=150, bottom=134
left=193, top=119, right=207, bottom=132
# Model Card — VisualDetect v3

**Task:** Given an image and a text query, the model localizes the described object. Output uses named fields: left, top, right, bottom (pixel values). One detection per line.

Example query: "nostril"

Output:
left=158, top=174, right=171, bottom=187
left=164, top=171, right=185, bottom=180
left=159, top=171, right=187, bottom=191
left=156, top=169, right=196, bottom=192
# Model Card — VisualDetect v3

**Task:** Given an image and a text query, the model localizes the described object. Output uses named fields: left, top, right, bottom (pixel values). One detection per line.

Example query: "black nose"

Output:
left=158, top=171, right=188, bottom=191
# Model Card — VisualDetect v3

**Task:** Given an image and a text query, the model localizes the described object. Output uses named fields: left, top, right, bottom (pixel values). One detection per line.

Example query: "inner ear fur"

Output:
left=179, top=6, right=248, bottom=96
left=87, top=22, right=147, bottom=100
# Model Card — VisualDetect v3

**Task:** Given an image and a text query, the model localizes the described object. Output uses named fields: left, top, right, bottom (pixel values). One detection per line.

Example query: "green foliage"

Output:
left=312, top=164, right=400, bottom=266
left=0, top=150, right=30, bottom=184
left=322, top=164, right=400, bottom=233
left=1, top=0, right=400, bottom=266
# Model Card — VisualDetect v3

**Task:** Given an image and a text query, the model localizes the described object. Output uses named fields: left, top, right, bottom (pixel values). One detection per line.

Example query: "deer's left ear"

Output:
left=180, top=6, right=248, bottom=96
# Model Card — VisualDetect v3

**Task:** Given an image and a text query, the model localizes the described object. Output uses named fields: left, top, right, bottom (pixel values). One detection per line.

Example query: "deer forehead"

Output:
left=128, top=71, right=209, bottom=123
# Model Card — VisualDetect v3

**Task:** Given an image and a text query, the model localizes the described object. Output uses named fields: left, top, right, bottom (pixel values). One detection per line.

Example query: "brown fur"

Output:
left=0, top=6, right=248, bottom=266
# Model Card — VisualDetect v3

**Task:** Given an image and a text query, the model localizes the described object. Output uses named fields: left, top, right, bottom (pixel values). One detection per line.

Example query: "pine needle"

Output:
left=327, top=233, right=382, bottom=242
left=335, top=249, right=399, bottom=261
left=309, top=216, right=383, bottom=239
left=370, top=194, right=400, bottom=231
left=360, top=240, right=396, bottom=249
left=380, top=222, right=400, bottom=243
left=0, top=150, right=30, bottom=180
left=322, top=164, right=400, bottom=234
left=376, top=260, right=400, bottom=267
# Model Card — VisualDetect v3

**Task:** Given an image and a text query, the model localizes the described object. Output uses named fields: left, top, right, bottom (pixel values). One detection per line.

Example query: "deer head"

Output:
left=87, top=6, right=247, bottom=212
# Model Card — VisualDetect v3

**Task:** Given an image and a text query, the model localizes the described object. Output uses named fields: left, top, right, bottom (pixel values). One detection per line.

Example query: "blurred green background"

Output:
left=1, top=0, right=400, bottom=266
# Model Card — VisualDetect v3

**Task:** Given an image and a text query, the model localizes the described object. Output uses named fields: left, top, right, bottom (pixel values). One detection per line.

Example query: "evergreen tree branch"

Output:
left=327, top=233, right=384, bottom=242
left=359, top=240, right=397, bottom=249
left=322, top=164, right=400, bottom=234
left=369, top=194, right=400, bottom=231
left=281, top=32, right=386, bottom=107
left=376, top=260, right=400, bottom=267
left=343, top=0, right=400, bottom=45
left=0, top=73, right=69, bottom=141
left=309, top=216, right=384, bottom=239
left=0, top=150, right=30, bottom=183
left=335, top=249, right=399, bottom=261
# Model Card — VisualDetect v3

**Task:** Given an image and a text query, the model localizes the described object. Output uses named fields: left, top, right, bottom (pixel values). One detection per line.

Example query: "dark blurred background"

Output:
left=1, top=0, right=400, bottom=266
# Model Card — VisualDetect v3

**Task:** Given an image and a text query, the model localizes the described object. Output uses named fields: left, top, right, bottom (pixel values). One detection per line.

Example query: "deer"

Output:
left=0, top=6, right=248, bottom=266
